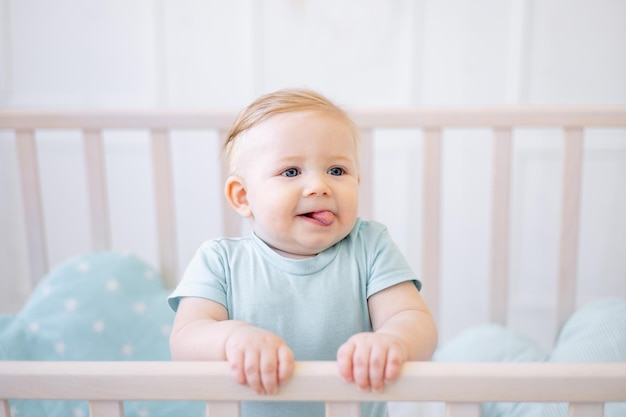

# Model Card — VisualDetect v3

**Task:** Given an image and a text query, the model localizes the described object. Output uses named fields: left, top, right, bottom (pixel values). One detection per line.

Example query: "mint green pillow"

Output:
left=506, top=298, right=626, bottom=417
left=0, top=252, right=203, bottom=417
left=433, top=323, right=549, bottom=363
left=434, top=299, right=626, bottom=417
left=434, top=323, right=548, bottom=417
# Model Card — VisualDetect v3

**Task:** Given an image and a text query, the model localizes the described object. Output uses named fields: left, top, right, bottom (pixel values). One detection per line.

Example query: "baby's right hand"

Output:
left=224, top=325, right=294, bottom=395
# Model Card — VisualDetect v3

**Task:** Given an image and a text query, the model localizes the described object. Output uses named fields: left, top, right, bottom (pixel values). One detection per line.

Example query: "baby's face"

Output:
left=236, top=111, right=360, bottom=258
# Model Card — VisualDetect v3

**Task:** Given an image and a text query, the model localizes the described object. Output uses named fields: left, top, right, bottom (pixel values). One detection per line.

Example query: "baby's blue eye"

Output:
left=328, top=167, right=344, bottom=176
left=282, top=168, right=300, bottom=177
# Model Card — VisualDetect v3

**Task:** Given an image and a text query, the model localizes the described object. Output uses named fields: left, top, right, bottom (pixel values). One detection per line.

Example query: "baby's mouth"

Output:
left=301, top=210, right=334, bottom=225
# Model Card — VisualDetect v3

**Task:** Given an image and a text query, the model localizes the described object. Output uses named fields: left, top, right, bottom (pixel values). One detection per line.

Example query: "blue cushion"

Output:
left=433, top=323, right=549, bottom=363
left=505, top=298, right=626, bottom=417
left=0, top=251, right=203, bottom=417
left=434, top=324, right=548, bottom=417
left=434, top=298, right=626, bottom=417
left=551, top=298, right=626, bottom=362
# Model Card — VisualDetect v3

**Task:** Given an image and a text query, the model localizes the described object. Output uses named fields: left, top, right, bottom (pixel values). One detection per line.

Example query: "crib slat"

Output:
left=325, top=401, right=360, bottom=417
left=1, top=400, right=10, bottom=417
left=358, top=128, right=374, bottom=220
left=219, top=129, right=241, bottom=237
left=446, top=402, right=481, bottom=417
left=89, top=400, right=124, bottom=417
left=16, top=129, right=48, bottom=286
left=206, top=401, right=240, bottom=417
left=569, top=402, right=604, bottom=417
left=489, top=128, right=513, bottom=324
left=422, top=128, right=442, bottom=322
left=557, top=127, right=584, bottom=329
left=83, top=129, right=111, bottom=251
left=151, top=129, right=178, bottom=288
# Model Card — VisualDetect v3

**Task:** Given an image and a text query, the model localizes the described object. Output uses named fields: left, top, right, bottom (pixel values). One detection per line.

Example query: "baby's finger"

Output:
left=383, top=347, right=405, bottom=382
left=277, top=345, right=295, bottom=384
left=259, top=348, right=279, bottom=395
left=336, top=342, right=356, bottom=382
left=368, top=346, right=386, bottom=393
left=244, top=351, right=263, bottom=394
left=351, top=344, right=371, bottom=390
left=227, top=348, right=246, bottom=385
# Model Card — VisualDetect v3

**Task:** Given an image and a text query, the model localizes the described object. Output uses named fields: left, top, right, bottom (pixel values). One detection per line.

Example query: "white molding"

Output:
left=152, top=0, right=169, bottom=107
left=506, top=0, right=533, bottom=104
left=409, top=0, right=426, bottom=106
left=250, top=0, right=264, bottom=96
left=0, top=0, right=12, bottom=106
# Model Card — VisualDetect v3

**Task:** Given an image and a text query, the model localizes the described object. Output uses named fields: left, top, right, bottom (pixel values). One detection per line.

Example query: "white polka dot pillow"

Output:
left=0, top=251, right=173, bottom=361
left=0, top=252, right=206, bottom=417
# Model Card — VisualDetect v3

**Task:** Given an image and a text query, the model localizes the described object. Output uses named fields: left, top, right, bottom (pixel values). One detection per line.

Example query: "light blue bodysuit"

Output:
left=168, top=218, right=421, bottom=417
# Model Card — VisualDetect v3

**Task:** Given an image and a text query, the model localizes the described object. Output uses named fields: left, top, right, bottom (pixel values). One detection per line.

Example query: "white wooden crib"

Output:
left=1, top=107, right=626, bottom=417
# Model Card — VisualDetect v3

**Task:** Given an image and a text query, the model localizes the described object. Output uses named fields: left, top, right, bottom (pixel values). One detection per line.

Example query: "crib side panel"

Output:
left=1, top=108, right=625, bottom=341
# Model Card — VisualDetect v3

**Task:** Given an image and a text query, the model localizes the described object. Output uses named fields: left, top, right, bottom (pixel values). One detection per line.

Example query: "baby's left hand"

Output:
left=336, top=332, right=409, bottom=393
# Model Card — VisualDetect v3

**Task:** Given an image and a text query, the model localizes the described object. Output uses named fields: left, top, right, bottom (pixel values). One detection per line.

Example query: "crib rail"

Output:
left=1, top=361, right=625, bottom=417
left=1, top=107, right=626, bottom=330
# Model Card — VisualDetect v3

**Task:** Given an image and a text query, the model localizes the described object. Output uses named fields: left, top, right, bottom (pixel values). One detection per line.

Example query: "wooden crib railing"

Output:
left=1, top=361, right=626, bottom=417
left=1, top=107, right=625, bottom=329
left=1, top=109, right=626, bottom=417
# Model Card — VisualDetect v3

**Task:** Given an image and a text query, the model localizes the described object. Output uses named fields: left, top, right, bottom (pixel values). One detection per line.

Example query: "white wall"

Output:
left=1, top=0, right=625, bottom=350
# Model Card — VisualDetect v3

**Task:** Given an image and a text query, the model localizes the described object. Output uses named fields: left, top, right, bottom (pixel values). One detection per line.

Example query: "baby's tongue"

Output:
left=308, top=211, right=334, bottom=225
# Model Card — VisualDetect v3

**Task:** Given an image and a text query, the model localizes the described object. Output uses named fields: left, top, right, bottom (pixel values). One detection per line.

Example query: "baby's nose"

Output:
left=303, top=175, right=331, bottom=196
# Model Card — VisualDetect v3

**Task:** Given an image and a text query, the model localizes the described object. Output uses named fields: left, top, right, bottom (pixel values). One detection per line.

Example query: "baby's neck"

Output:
left=269, top=246, right=317, bottom=259
left=254, top=232, right=325, bottom=259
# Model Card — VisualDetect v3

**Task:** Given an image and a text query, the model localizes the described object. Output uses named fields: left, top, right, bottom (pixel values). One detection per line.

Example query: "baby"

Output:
left=168, top=88, right=438, bottom=417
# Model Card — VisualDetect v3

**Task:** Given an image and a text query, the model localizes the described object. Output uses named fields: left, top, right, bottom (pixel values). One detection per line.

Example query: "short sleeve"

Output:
left=167, top=241, right=229, bottom=311
left=361, top=221, right=421, bottom=298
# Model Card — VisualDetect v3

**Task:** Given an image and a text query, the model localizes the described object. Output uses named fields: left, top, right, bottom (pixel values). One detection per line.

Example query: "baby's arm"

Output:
left=337, top=281, right=438, bottom=392
left=170, top=297, right=294, bottom=395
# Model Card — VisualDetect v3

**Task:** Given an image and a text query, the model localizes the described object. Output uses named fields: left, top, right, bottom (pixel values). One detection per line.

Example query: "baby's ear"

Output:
left=225, top=176, right=252, bottom=218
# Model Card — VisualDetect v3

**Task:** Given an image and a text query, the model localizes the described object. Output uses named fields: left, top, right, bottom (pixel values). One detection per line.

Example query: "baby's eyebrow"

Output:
left=328, top=155, right=357, bottom=164
left=275, top=156, right=303, bottom=165
left=274, top=154, right=357, bottom=166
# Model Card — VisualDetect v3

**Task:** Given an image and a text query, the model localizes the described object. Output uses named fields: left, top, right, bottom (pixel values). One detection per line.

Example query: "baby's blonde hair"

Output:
left=224, top=88, right=359, bottom=174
